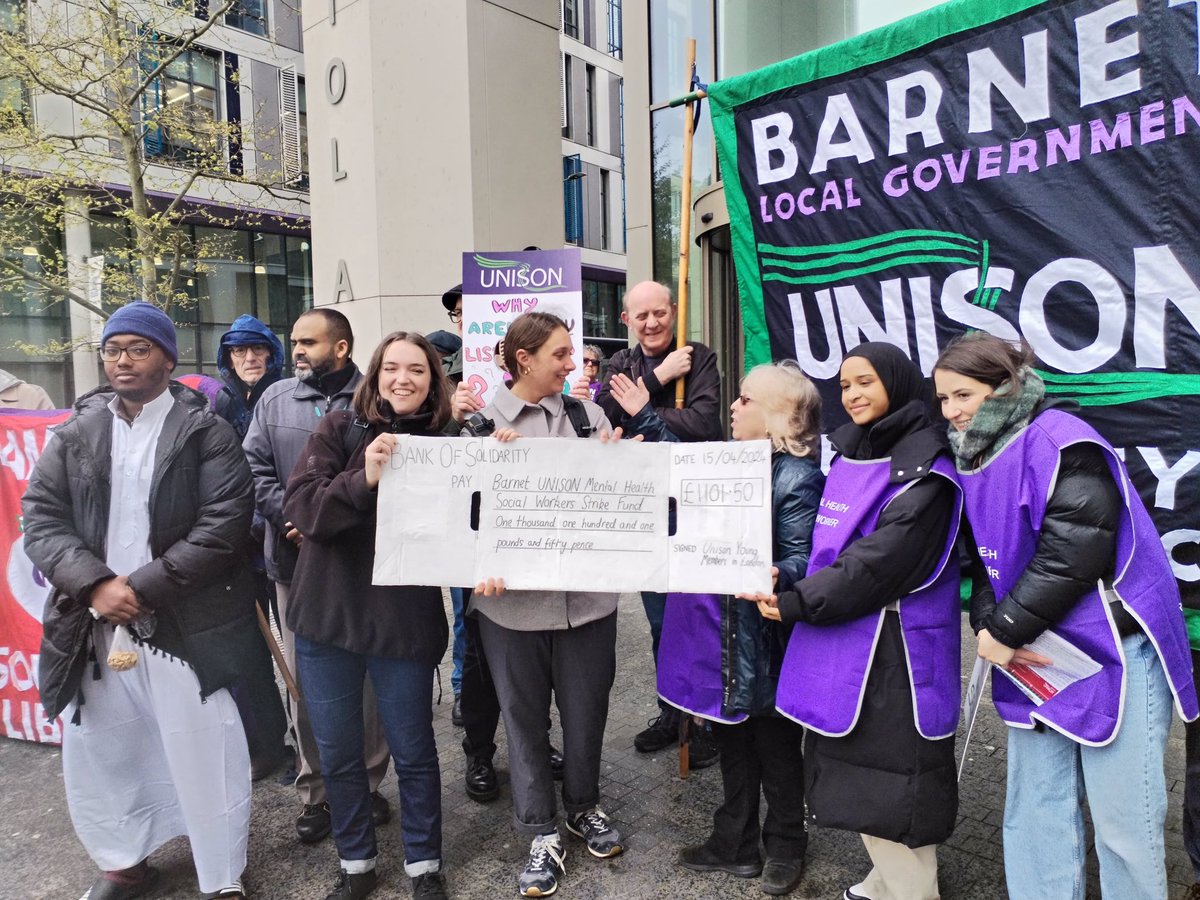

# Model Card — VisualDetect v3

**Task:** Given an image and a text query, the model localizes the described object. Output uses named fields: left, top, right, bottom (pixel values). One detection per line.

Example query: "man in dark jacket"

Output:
left=242, top=308, right=392, bottom=845
left=592, top=280, right=724, bottom=764
left=23, top=301, right=257, bottom=900
left=215, top=313, right=286, bottom=440
left=211, top=315, right=290, bottom=780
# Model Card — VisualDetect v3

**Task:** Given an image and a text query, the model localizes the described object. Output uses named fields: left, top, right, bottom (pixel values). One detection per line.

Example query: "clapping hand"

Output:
left=609, top=373, right=652, bottom=418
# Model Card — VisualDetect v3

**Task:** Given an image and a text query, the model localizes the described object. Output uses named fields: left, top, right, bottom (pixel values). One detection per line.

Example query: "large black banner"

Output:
left=709, top=0, right=1200, bottom=607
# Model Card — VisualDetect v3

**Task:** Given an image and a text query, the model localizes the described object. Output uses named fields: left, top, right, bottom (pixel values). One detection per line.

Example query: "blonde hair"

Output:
left=742, top=362, right=821, bottom=457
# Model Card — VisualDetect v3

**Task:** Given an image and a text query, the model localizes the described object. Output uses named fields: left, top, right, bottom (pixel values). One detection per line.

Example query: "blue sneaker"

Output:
left=565, top=807, right=623, bottom=859
left=520, top=833, right=565, bottom=897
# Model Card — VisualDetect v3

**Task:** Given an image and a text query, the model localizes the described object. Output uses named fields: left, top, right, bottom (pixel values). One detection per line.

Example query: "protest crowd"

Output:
left=7, top=280, right=1200, bottom=900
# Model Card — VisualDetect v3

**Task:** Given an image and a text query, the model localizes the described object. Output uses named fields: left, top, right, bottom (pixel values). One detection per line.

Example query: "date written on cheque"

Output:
left=679, top=478, right=765, bottom=507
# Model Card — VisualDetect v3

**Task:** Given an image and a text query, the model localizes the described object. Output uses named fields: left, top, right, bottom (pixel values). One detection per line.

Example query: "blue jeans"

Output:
left=450, top=588, right=467, bottom=695
left=1003, top=631, right=1171, bottom=900
left=294, top=634, right=442, bottom=874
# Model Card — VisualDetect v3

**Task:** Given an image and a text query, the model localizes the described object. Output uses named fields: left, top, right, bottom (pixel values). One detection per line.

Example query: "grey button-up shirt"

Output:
left=470, top=384, right=620, bottom=631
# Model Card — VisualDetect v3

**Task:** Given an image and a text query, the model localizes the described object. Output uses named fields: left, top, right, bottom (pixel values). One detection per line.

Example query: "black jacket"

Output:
left=596, top=340, right=724, bottom=441
left=721, top=452, right=824, bottom=716
left=282, top=411, right=448, bottom=663
left=965, top=436, right=1121, bottom=649
left=23, top=383, right=259, bottom=719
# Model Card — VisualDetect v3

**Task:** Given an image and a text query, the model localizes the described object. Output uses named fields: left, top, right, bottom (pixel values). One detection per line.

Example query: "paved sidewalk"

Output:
left=0, top=592, right=1193, bottom=899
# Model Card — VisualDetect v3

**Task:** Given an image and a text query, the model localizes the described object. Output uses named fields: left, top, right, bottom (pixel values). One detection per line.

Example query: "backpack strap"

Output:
left=342, top=416, right=371, bottom=460
left=561, top=395, right=594, bottom=438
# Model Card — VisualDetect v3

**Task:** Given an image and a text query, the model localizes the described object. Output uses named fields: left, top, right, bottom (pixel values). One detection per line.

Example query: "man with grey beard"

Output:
left=243, top=308, right=392, bottom=845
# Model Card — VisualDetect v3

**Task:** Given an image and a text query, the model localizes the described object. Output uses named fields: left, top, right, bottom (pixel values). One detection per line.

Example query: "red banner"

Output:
left=0, top=409, right=70, bottom=743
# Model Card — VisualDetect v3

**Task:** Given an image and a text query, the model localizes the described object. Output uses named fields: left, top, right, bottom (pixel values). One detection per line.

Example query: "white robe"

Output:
left=63, top=621, right=250, bottom=892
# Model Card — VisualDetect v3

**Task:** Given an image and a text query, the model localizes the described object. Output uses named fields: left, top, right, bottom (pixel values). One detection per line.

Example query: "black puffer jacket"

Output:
left=966, top=425, right=1122, bottom=649
left=23, top=383, right=259, bottom=719
left=721, top=452, right=823, bottom=716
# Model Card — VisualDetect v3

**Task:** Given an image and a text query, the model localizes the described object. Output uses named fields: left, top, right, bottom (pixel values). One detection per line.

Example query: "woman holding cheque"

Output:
left=932, top=332, right=1198, bottom=900
left=743, top=342, right=962, bottom=900
left=283, top=332, right=452, bottom=900
left=472, top=311, right=630, bottom=899
left=627, top=362, right=824, bottom=896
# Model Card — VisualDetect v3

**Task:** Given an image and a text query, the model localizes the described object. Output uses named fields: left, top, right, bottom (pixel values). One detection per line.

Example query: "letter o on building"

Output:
left=326, top=58, right=347, bottom=104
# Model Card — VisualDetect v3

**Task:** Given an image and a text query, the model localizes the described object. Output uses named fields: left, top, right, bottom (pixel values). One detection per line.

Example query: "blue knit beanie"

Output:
left=101, top=302, right=178, bottom=363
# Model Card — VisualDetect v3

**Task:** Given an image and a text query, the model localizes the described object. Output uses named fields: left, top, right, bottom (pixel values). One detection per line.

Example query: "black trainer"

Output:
left=465, top=755, right=499, bottom=802
left=565, top=807, right=623, bottom=859
left=411, top=871, right=449, bottom=900
left=688, top=728, right=720, bottom=770
left=296, top=801, right=331, bottom=843
left=451, top=694, right=464, bottom=727
left=369, top=791, right=391, bottom=826
left=633, top=714, right=677, bottom=753
left=325, top=868, right=377, bottom=900
left=678, top=843, right=762, bottom=877
left=79, top=865, right=161, bottom=900
left=761, top=857, right=804, bottom=895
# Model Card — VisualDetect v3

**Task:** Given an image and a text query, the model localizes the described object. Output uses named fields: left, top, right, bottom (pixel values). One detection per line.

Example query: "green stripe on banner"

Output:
left=1038, top=370, right=1200, bottom=406
left=987, top=288, right=1002, bottom=310
left=761, top=239, right=983, bottom=273
left=971, top=240, right=991, bottom=307
left=763, top=252, right=981, bottom=286
left=707, top=0, right=1052, bottom=372
left=757, top=228, right=979, bottom=259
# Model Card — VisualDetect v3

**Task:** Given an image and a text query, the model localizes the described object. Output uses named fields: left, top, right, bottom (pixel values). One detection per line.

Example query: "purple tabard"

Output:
left=959, top=409, right=1198, bottom=745
left=657, top=593, right=747, bottom=724
left=776, top=455, right=962, bottom=738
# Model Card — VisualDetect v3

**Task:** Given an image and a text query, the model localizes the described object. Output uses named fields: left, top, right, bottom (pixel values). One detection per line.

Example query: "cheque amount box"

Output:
left=679, top=477, right=766, bottom=507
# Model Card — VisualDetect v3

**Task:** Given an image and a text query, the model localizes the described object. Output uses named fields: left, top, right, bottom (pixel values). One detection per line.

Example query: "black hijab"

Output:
left=831, top=342, right=947, bottom=474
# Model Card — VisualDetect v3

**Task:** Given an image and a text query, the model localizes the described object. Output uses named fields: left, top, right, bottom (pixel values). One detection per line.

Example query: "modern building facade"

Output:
left=561, top=0, right=628, bottom=350
left=623, top=0, right=943, bottom=414
left=1, top=0, right=311, bottom=407
left=299, top=0, right=629, bottom=359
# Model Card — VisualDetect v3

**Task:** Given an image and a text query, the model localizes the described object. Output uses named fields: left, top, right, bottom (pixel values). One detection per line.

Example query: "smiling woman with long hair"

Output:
left=283, top=332, right=453, bottom=900
left=934, top=332, right=1198, bottom=900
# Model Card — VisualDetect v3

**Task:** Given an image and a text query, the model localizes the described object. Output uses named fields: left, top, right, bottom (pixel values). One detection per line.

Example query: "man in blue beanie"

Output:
left=23, top=300, right=255, bottom=899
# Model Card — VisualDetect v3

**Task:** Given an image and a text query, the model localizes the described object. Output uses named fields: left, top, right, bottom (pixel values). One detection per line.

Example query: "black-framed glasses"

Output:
left=582, top=358, right=600, bottom=368
left=99, top=343, right=154, bottom=362
left=448, top=309, right=463, bottom=323
left=230, top=345, right=270, bottom=358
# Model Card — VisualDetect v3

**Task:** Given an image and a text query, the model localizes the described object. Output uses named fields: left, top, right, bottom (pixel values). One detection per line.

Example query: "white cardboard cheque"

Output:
left=373, top=436, right=773, bottom=595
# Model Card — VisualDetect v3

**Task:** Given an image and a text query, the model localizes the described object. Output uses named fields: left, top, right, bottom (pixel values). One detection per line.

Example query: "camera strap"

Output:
left=561, top=395, right=593, bottom=438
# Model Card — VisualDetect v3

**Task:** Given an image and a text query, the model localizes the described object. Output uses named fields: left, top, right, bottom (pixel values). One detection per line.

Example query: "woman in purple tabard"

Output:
left=744, top=343, right=962, bottom=900
left=638, top=363, right=824, bottom=896
left=933, top=333, right=1199, bottom=900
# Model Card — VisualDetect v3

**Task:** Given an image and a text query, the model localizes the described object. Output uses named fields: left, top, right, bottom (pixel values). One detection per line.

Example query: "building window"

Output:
left=279, top=67, right=307, bottom=188
left=562, top=0, right=579, bottom=39
left=561, top=54, right=572, bottom=139
left=585, top=64, right=595, bottom=146
left=607, top=0, right=622, bottom=59
left=144, top=45, right=222, bottom=165
left=298, top=77, right=308, bottom=179
left=226, top=0, right=267, bottom=37
left=600, top=169, right=610, bottom=251
left=563, top=155, right=584, bottom=244
left=0, top=0, right=29, bottom=126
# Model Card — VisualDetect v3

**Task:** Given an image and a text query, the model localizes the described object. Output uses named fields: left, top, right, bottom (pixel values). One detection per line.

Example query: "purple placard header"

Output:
left=462, top=248, right=582, bottom=295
